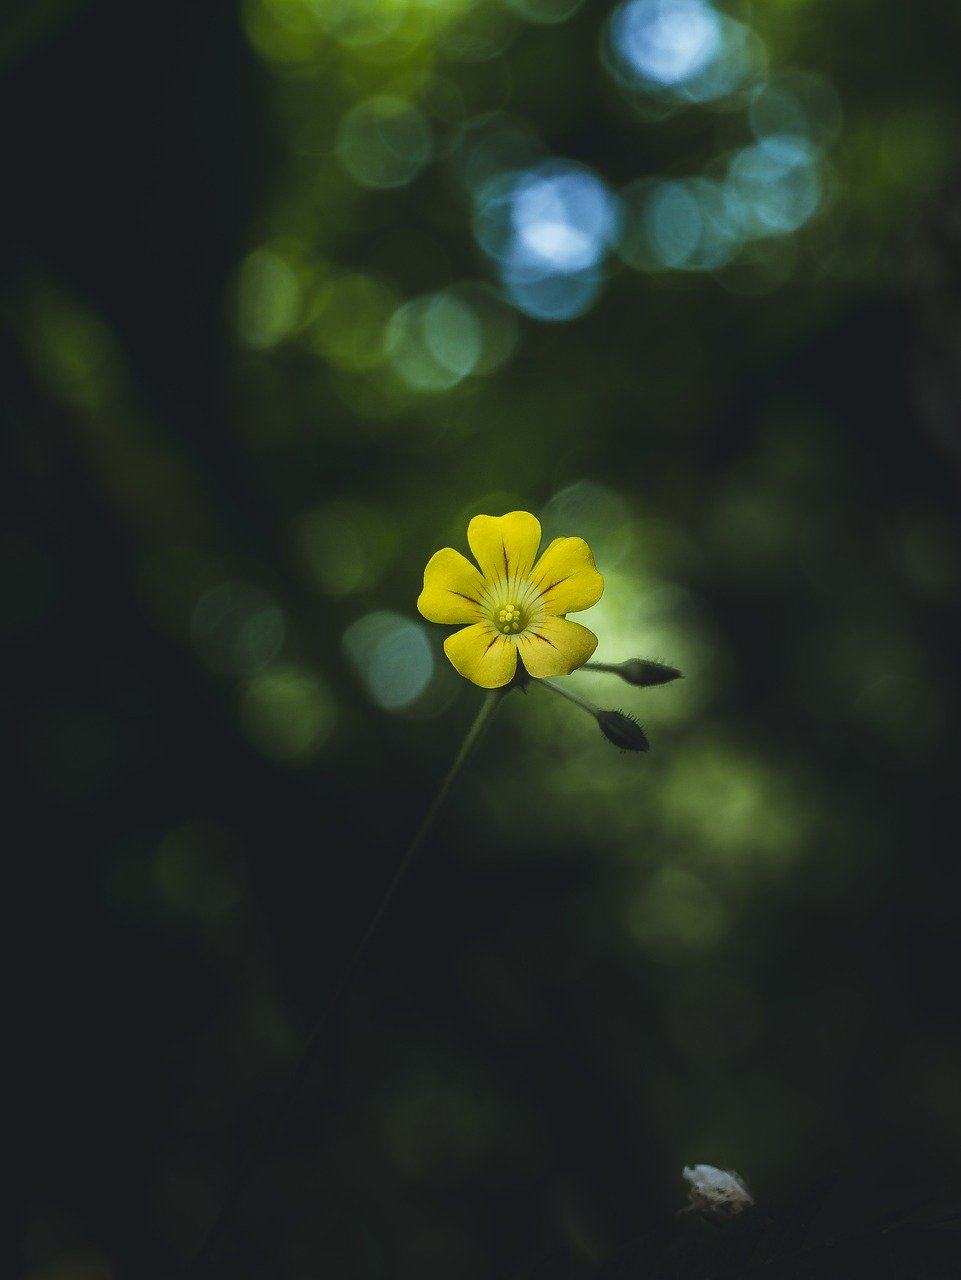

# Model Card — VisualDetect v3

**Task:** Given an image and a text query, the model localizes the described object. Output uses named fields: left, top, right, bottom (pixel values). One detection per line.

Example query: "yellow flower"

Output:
left=417, top=510, right=604, bottom=688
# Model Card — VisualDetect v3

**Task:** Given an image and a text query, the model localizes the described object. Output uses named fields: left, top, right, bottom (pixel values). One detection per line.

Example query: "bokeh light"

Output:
left=343, top=610, right=434, bottom=711
left=239, top=664, right=336, bottom=762
left=603, top=0, right=764, bottom=105
left=503, top=266, right=603, bottom=322
left=725, top=135, right=823, bottom=238
left=473, top=160, right=619, bottom=320
left=191, top=582, right=286, bottom=677
left=336, top=96, right=434, bottom=190
left=308, top=273, right=398, bottom=371
left=617, top=137, right=825, bottom=276
left=448, top=282, right=519, bottom=375
left=289, top=499, right=396, bottom=597
left=236, top=247, right=302, bottom=350
left=385, top=292, right=483, bottom=391
left=511, top=164, right=618, bottom=273
left=619, top=178, right=736, bottom=271
left=242, top=0, right=329, bottom=65
left=608, top=0, right=722, bottom=90
left=321, top=0, right=407, bottom=48
left=505, top=0, right=586, bottom=25
left=475, top=161, right=618, bottom=274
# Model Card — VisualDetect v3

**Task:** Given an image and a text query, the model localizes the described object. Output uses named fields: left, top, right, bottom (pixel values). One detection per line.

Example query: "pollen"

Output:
left=494, top=603, right=525, bottom=635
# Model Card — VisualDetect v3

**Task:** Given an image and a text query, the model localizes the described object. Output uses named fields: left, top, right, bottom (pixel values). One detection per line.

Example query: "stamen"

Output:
left=485, top=574, right=544, bottom=636
left=492, top=600, right=527, bottom=634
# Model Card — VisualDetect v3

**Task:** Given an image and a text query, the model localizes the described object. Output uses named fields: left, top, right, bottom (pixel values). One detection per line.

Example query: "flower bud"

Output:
left=616, top=659, right=683, bottom=687
left=596, top=709, right=650, bottom=752
left=682, top=1164, right=754, bottom=1219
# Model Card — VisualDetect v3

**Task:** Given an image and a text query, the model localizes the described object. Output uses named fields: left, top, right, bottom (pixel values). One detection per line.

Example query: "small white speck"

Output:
left=682, top=1164, right=754, bottom=1219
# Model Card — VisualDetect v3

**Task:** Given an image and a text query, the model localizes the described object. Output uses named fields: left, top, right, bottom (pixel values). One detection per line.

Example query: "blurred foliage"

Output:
left=5, top=0, right=961, bottom=1277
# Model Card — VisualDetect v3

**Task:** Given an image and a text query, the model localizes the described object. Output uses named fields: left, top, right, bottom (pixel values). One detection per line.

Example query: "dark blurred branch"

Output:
left=189, top=686, right=507, bottom=1273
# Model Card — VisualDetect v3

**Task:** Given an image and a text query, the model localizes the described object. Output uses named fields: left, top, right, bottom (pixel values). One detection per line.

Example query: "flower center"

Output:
left=493, top=601, right=527, bottom=635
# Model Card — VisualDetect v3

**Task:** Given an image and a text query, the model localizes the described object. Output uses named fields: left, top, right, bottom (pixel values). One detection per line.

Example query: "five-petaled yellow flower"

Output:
left=417, top=510, right=604, bottom=688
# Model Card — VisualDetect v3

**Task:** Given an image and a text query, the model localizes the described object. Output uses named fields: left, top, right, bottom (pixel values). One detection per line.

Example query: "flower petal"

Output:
left=417, top=548, right=486, bottom=624
left=530, top=537, right=604, bottom=616
left=443, top=623, right=518, bottom=688
left=467, top=511, right=542, bottom=585
left=518, top=616, right=597, bottom=678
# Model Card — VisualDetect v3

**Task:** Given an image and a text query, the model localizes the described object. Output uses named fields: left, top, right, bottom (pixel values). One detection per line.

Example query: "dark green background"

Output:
left=5, top=0, right=961, bottom=1276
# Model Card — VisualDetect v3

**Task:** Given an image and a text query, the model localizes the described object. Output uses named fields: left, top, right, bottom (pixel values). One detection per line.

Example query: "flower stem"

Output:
left=538, top=677, right=598, bottom=718
left=189, top=687, right=506, bottom=1272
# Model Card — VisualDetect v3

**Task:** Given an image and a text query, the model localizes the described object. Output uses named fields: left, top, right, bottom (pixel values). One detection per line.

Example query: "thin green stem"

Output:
left=190, top=687, right=505, bottom=1272
left=538, top=677, right=598, bottom=718
left=582, top=660, right=619, bottom=674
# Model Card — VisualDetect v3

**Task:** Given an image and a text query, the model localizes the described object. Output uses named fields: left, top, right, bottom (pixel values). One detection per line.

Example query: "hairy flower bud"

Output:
left=597, top=709, right=650, bottom=752
left=616, top=659, right=683, bottom=686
